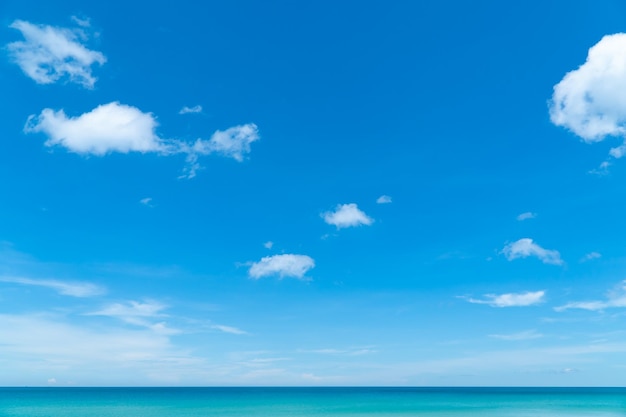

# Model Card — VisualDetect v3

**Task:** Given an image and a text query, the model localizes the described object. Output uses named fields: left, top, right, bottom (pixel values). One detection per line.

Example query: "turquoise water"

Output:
left=1, top=387, right=625, bottom=416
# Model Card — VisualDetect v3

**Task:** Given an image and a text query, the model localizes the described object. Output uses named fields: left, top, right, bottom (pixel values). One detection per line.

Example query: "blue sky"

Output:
left=2, top=0, right=626, bottom=386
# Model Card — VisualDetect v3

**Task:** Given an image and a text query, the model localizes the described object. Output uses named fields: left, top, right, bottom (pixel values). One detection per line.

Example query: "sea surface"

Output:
left=1, top=387, right=625, bottom=416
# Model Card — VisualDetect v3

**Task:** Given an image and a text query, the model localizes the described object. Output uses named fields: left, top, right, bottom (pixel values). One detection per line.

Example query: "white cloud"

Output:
left=140, top=197, right=154, bottom=207
left=24, top=102, right=259, bottom=178
left=248, top=254, right=315, bottom=280
left=555, top=280, right=626, bottom=312
left=550, top=33, right=626, bottom=160
left=489, top=330, right=543, bottom=341
left=516, top=212, right=536, bottom=221
left=376, top=195, right=392, bottom=204
left=190, top=123, right=260, bottom=162
left=211, top=324, right=247, bottom=335
left=501, top=238, right=563, bottom=265
left=322, top=203, right=373, bottom=229
left=464, top=290, right=546, bottom=307
left=179, top=105, right=202, bottom=114
left=263, top=241, right=273, bottom=249
left=7, top=19, right=106, bottom=88
left=580, top=251, right=601, bottom=262
left=25, top=102, right=167, bottom=155
left=0, top=276, right=104, bottom=297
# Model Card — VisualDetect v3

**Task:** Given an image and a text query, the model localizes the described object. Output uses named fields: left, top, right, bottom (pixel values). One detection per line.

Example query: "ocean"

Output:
left=0, top=387, right=625, bottom=416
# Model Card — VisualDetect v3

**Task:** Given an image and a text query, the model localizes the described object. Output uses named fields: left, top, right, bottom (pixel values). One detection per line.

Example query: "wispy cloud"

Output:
left=188, top=123, right=260, bottom=162
left=463, top=290, right=546, bottom=307
left=87, top=300, right=178, bottom=334
left=263, top=241, right=273, bottom=249
left=140, top=197, right=154, bottom=207
left=549, top=33, right=626, bottom=165
left=376, top=195, right=392, bottom=204
left=580, top=252, right=601, bottom=262
left=300, top=347, right=377, bottom=356
left=24, top=102, right=259, bottom=178
left=248, top=254, right=315, bottom=280
left=70, top=16, right=91, bottom=28
left=0, top=276, right=105, bottom=297
left=0, top=313, right=206, bottom=384
left=501, top=238, right=563, bottom=265
left=555, top=281, right=626, bottom=312
left=179, top=105, right=202, bottom=114
left=489, top=330, right=543, bottom=341
left=7, top=19, right=106, bottom=88
left=516, top=212, right=536, bottom=221
left=211, top=324, right=248, bottom=335
left=322, top=203, right=373, bottom=229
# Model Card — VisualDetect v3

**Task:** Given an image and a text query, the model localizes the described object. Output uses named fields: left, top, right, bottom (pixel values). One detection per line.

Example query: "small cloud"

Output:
left=557, top=367, right=580, bottom=374
left=0, top=276, right=105, bottom=297
left=501, top=238, right=563, bottom=265
left=248, top=254, right=315, bottom=280
left=179, top=105, right=202, bottom=115
left=263, top=241, right=273, bottom=249
left=376, top=195, right=392, bottom=204
left=140, top=197, right=154, bottom=207
left=555, top=280, right=626, bottom=312
left=580, top=252, right=601, bottom=262
left=322, top=203, right=373, bottom=229
left=70, top=16, right=91, bottom=27
left=189, top=123, right=259, bottom=162
left=211, top=324, right=247, bottom=335
left=516, top=212, right=536, bottom=221
left=589, top=161, right=611, bottom=176
left=47, top=378, right=57, bottom=384
left=489, top=330, right=543, bottom=341
left=7, top=19, right=106, bottom=88
left=462, top=290, right=546, bottom=307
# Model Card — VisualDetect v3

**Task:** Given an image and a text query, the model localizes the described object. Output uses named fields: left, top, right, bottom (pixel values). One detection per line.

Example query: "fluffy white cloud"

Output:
left=464, top=290, right=546, bottom=307
left=248, top=254, right=315, bottom=280
left=555, top=280, right=626, bottom=312
left=7, top=19, right=106, bottom=88
left=323, top=203, right=373, bottom=228
left=24, top=102, right=260, bottom=178
left=516, top=212, right=536, bottom=221
left=179, top=105, right=202, bottom=114
left=25, top=102, right=166, bottom=155
left=501, top=238, right=563, bottom=265
left=0, top=276, right=104, bottom=297
left=550, top=33, right=626, bottom=158
left=376, top=195, right=392, bottom=204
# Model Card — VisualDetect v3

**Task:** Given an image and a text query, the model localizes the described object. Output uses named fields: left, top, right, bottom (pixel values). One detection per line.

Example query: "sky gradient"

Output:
left=2, top=0, right=626, bottom=386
